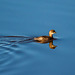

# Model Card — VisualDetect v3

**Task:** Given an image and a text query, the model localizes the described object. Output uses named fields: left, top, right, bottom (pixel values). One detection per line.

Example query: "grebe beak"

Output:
left=54, top=32, right=56, bottom=33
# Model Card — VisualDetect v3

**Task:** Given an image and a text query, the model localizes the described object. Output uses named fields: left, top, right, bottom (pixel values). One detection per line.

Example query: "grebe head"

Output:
left=49, top=30, right=56, bottom=34
left=49, top=30, right=56, bottom=37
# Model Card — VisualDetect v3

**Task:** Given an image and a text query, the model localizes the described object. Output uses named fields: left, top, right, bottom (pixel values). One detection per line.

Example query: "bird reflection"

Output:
left=49, top=40, right=57, bottom=49
left=34, top=39, right=57, bottom=49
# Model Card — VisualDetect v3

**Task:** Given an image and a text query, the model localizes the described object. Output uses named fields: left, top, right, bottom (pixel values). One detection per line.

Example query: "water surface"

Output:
left=0, top=0, right=75, bottom=75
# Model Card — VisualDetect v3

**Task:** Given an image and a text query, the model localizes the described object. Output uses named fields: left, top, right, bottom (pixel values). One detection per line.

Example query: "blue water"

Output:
left=0, top=0, right=75, bottom=75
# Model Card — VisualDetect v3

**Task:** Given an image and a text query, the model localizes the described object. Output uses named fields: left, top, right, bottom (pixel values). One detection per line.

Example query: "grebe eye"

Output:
left=53, top=30, right=55, bottom=32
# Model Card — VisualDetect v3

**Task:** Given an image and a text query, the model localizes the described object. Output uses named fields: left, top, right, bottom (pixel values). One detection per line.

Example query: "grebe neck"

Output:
left=49, top=34, right=53, bottom=38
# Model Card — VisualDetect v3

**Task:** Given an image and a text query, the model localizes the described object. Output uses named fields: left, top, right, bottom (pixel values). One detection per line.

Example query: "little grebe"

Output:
left=34, top=30, right=56, bottom=43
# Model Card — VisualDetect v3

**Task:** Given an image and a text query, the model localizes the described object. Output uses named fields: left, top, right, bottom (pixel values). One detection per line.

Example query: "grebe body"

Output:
left=34, top=30, right=56, bottom=43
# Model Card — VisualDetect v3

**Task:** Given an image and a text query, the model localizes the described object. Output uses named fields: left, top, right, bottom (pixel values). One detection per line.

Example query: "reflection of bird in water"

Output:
left=49, top=40, right=57, bottom=49
left=0, top=30, right=57, bottom=49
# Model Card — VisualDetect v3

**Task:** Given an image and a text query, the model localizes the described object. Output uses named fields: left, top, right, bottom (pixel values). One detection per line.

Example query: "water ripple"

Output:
left=0, top=36, right=32, bottom=67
